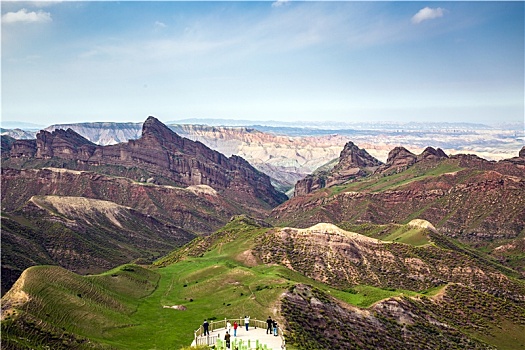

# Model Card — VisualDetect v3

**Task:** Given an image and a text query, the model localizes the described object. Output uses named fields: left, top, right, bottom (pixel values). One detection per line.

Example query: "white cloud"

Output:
left=272, top=0, right=290, bottom=8
left=154, top=21, right=167, bottom=29
left=1, top=8, right=52, bottom=24
left=411, top=7, right=445, bottom=24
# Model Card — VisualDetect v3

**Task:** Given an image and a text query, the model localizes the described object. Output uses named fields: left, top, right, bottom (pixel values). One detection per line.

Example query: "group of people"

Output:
left=202, top=315, right=279, bottom=349
left=266, top=316, right=279, bottom=337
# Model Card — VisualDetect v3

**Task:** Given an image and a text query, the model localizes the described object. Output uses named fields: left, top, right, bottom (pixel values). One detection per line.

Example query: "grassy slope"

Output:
left=2, top=217, right=524, bottom=349
left=339, top=160, right=465, bottom=193
left=2, top=218, right=441, bottom=349
left=1, top=264, right=159, bottom=350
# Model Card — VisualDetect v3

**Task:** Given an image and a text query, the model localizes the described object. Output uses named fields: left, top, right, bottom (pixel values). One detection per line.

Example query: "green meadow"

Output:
left=2, top=218, right=445, bottom=349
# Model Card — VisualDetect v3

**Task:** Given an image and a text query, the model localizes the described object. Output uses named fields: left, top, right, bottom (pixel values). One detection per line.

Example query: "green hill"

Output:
left=2, top=217, right=524, bottom=349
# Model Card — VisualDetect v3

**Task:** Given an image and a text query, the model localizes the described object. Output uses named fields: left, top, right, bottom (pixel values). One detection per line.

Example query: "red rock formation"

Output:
left=376, top=146, right=417, bottom=173
left=417, top=146, right=449, bottom=161
left=36, top=128, right=97, bottom=160
left=294, top=141, right=382, bottom=196
left=3, top=116, right=287, bottom=209
left=7, top=139, right=37, bottom=158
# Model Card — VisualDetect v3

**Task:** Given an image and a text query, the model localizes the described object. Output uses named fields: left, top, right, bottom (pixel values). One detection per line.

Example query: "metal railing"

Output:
left=193, top=318, right=285, bottom=349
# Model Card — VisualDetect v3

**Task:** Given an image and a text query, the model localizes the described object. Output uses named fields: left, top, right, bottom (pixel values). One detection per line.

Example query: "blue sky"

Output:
left=1, top=1, right=524, bottom=125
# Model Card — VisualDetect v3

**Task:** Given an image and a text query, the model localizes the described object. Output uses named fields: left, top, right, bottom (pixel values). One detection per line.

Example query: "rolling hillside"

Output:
left=2, top=217, right=524, bottom=349
left=1, top=195, right=194, bottom=295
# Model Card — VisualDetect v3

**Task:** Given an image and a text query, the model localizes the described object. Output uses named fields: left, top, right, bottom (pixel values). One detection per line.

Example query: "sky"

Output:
left=1, top=1, right=524, bottom=126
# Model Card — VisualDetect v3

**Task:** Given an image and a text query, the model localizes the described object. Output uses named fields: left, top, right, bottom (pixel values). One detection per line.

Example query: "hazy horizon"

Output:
left=2, top=1, right=524, bottom=126
left=2, top=116, right=523, bottom=132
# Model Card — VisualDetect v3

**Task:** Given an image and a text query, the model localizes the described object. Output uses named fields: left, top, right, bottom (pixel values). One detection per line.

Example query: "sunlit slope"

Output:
left=2, top=217, right=524, bottom=349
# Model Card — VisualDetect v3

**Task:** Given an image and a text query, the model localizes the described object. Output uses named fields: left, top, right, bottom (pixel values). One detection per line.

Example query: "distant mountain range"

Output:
left=2, top=119, right=523, bottom=193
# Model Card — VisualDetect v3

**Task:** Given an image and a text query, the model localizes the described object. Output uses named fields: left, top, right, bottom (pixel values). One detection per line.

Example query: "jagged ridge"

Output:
left=294, top=141, right=383, bottom=196
left=3, top=116, right=287, bottom=209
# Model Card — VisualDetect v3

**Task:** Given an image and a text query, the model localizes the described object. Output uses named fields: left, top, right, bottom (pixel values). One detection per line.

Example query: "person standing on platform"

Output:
left=244, top=315, right=250, bottom=331
left=203, top=319, right=209, bottom=336
left=266, top=316, right=273, bottom=334
left=233, top=321, right=238, bottom=337
left=224, top=331, right=231, bottom=349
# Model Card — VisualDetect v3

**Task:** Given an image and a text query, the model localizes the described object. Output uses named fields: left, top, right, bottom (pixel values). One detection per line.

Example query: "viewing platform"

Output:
left=191, top=318, right=285, bottom=349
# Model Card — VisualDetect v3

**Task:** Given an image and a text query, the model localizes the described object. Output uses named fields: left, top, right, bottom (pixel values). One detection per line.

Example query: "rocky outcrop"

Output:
left=417, top=146, right=448, bottom=161
left=3, top=116, right=287, bottom=209
left=2, top=135, right=33, bottom=158
left=294, top=141, right=382, bottom=196
left=376, top=146, right=417, bottom=173
left=375, top=146, right=449, bottom=174
left=36, top=128, right=97, bottom=161
left=333, top=141, right=384, bottom=173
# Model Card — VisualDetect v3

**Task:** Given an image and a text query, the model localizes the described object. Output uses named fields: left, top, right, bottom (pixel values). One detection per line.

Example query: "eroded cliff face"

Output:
left=294, top=141, right=383, bottom=196
left=0, top=167, right=240, bottom=232
left=4, top=116, right=287, bottom=210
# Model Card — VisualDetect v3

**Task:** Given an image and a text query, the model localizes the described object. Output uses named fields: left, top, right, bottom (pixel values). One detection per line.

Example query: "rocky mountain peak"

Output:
left=40, top=128, right=95, bottom=147
left=334, top=141, right=383, bottom=171
left=520, top=146, right=525, bottom=158
left=417, top=147, right=449, bottom=161
left=373, top=146, right=418, bottom=174
left=141, top=116, right=182, bottom=147
left=36, top=128, right=96, bottom=160
left=376, top=146, right=450, bottom=174
left=3, top=116, right=287, bottom=209
left=386, top=146, right=417, bottom=165
left=294, top=141, right=382, bottom=197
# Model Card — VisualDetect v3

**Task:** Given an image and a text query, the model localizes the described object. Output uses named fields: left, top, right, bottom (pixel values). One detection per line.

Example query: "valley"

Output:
left=1, top=117, right=524, bottom=349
